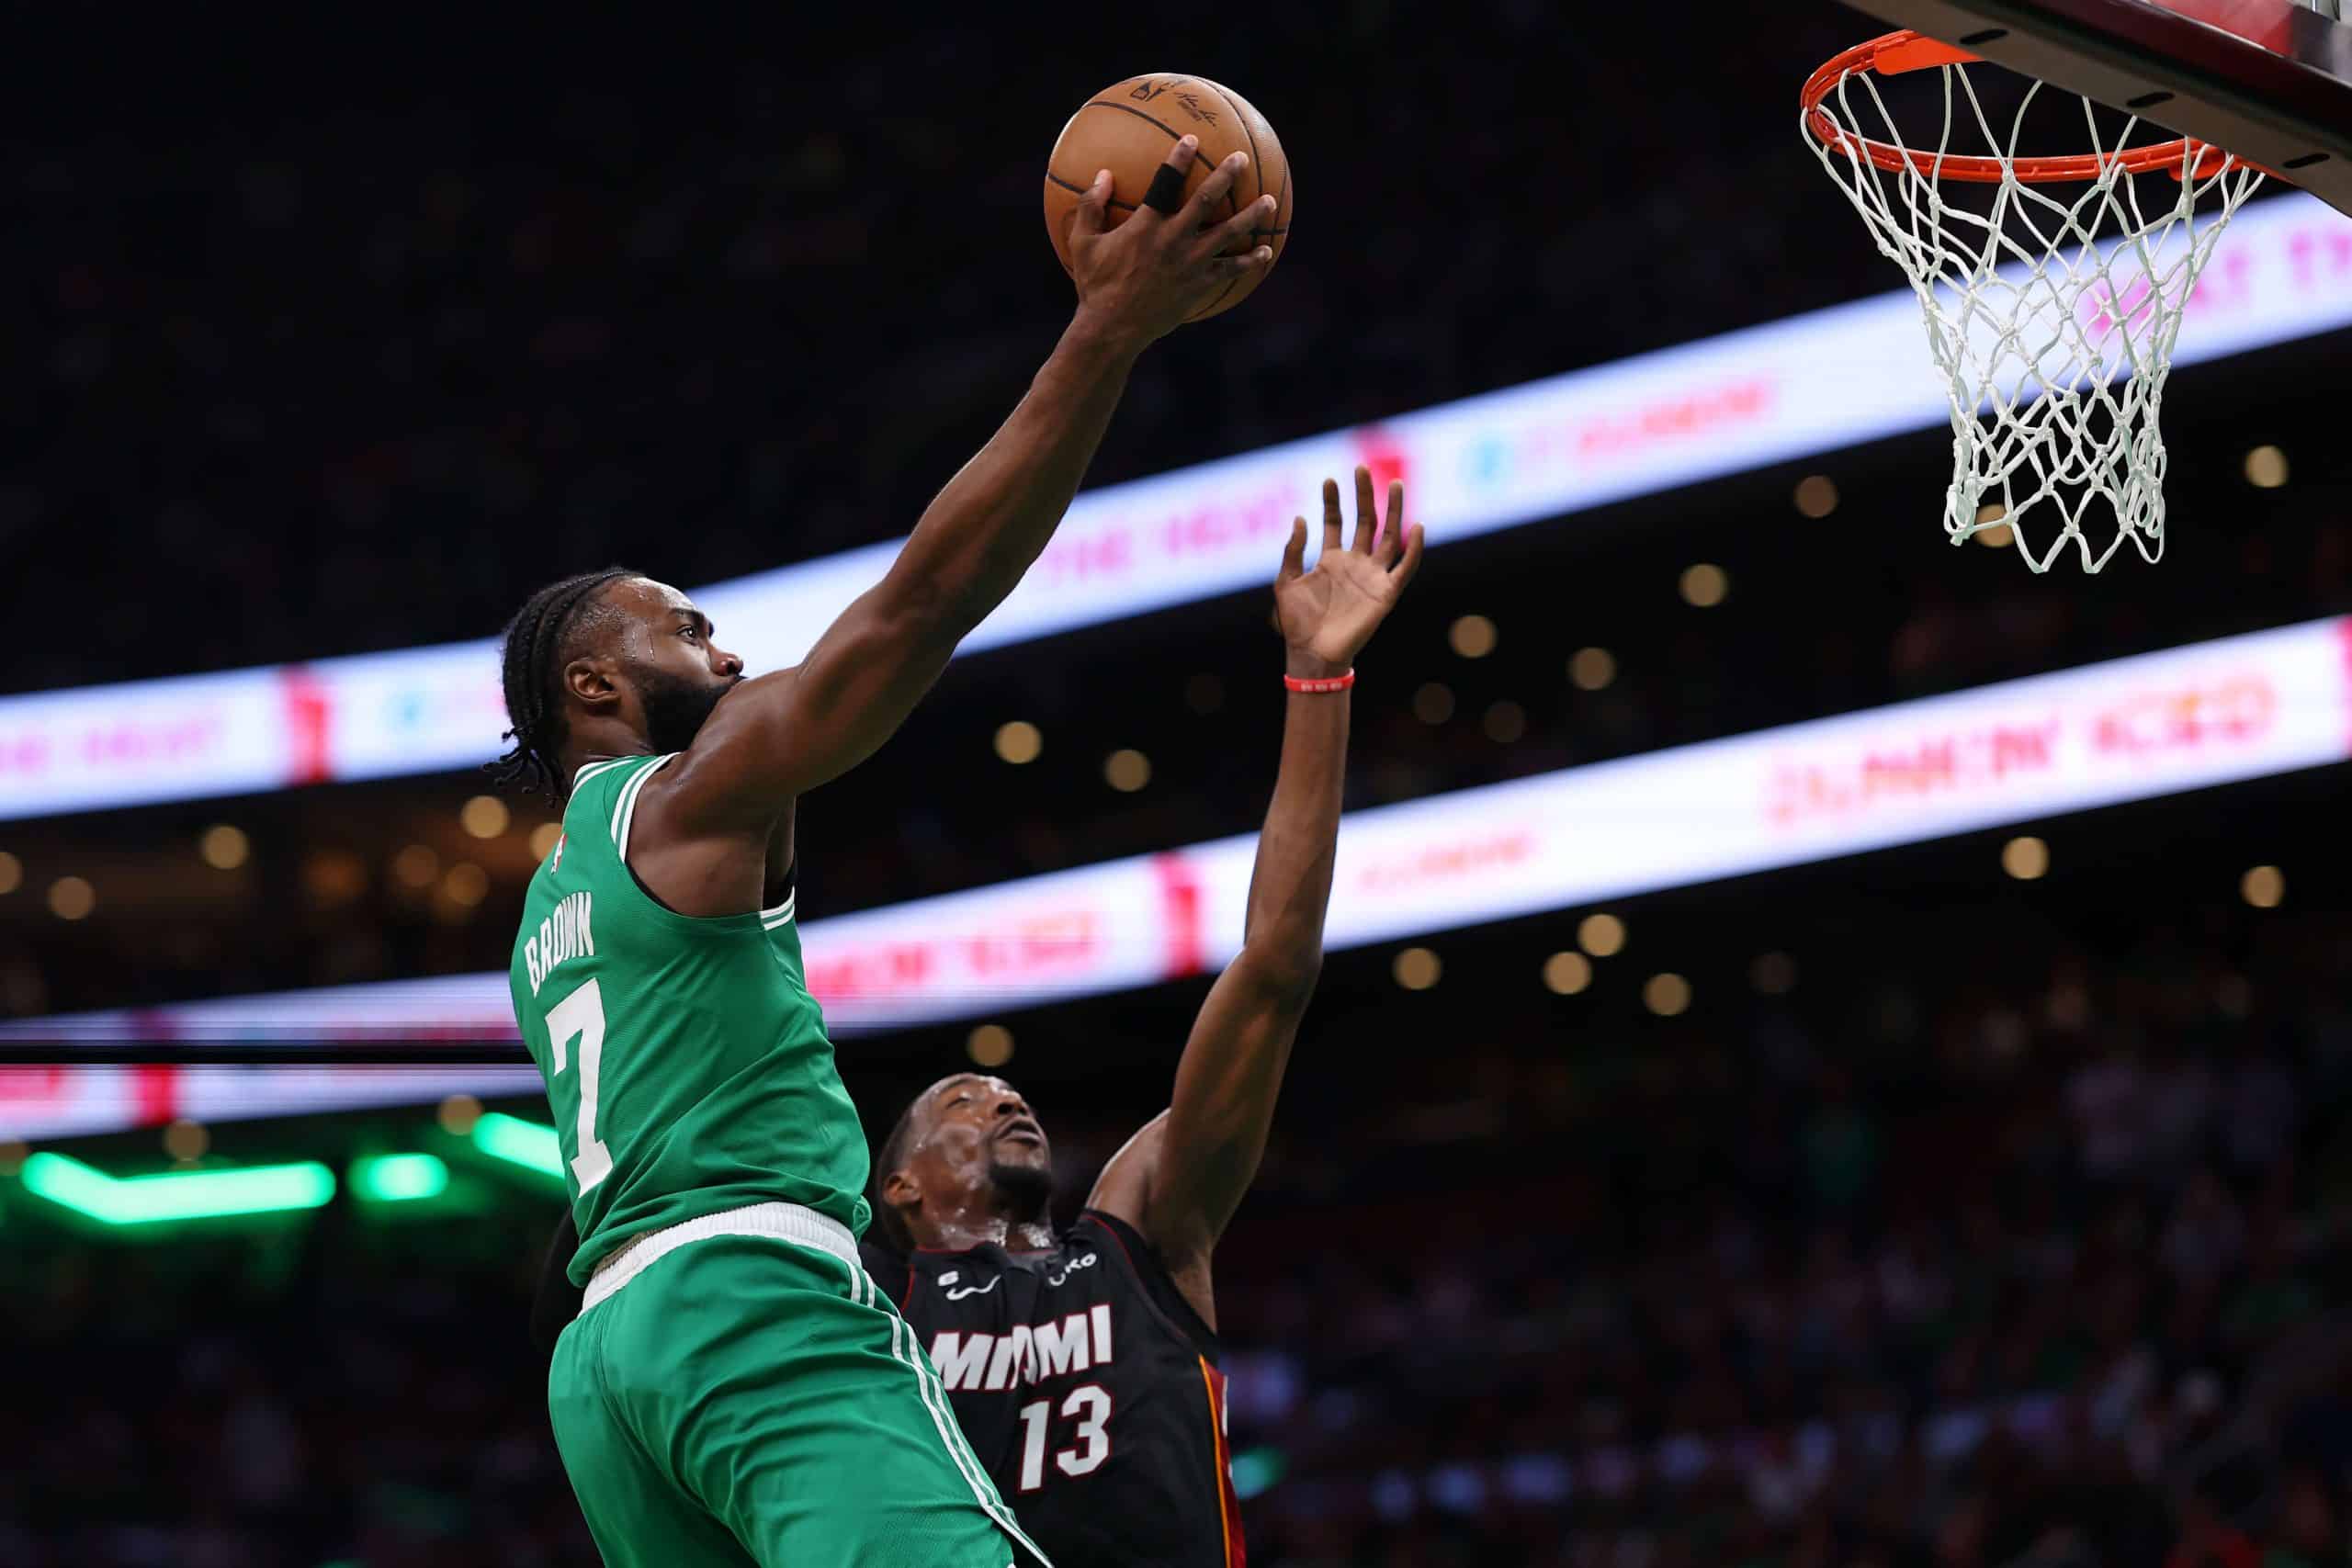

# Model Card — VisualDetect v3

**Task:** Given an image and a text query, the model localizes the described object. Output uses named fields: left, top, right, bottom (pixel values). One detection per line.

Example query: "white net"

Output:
left=1804, top=46, right=2264, bottom=571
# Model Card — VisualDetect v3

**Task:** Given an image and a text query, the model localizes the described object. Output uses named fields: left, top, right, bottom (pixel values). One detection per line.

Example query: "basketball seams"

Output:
left=1044, top=169, right=1136, bottom=211
left=1186, top=78, right=1273, bottom=321
left=1080, top=97, right=1208, bottom=156
left=1194, top=79, right=1265, bottom=217
left=1192, top=274, right=1243, bottom=322
left=1195, top=77, right=1286, bottom=242
left=1080, top=95, right=1239, bottom=223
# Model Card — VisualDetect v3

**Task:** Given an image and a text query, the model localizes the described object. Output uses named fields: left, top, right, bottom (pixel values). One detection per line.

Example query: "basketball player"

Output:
left=500, top=136, right=1276, bottom=1568
left=861, top=470, right=1419, bottom=1567
left=532, top=471, right=1421, bottom=1564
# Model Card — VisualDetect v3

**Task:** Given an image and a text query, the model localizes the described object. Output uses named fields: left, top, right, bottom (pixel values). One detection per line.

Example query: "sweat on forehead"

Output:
left=888, top=1074, right=1018, bottom=1152
left=563, top=578, right=699, bottom=655
left=930, top=1073, right=1015, bottom=1103
left=605, top=576, right=698, bottom=622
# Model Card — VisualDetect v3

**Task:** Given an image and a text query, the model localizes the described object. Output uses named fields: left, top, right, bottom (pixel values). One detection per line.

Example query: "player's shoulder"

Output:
left=534, top=752, right=730, bottom=938
left=563, top=753, right=673, bottom=840
left=859, top=1237, right=913, bottom=1305
left=569, top=754, right=648, bottom=792
left=1073, top=1209, right=1219, bottom=1355
left=1068, top=1209, right=1160, bottom=1291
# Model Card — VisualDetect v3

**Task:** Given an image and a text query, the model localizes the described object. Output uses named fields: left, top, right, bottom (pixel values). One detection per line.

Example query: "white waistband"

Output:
left=581, top=1201, right=859, bottom=1314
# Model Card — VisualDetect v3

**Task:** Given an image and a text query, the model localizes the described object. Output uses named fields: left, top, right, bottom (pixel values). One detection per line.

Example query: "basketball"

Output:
left=1043, top=74, right=1292, bottom=321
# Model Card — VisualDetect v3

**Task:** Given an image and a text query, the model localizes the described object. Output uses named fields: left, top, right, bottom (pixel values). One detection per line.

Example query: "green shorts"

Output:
left=547, top=1205, right=1048, bottom=1568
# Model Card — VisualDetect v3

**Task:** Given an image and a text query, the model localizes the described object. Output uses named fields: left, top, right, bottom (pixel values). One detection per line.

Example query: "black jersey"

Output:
left=861, top=1210, right=1244, bottom=1568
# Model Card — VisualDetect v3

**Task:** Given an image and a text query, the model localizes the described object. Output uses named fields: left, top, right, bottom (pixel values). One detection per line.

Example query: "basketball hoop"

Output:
left=1803, top=31, right=2265, bottom=571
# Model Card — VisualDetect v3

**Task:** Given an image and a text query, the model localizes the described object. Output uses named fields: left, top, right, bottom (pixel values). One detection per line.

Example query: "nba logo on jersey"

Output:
left=549, top=832, right=567, bottom=873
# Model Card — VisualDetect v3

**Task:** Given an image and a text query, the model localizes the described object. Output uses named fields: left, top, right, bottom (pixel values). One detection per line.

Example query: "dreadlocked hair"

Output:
left=865, top=1095, right=925, bottom=1258
left=487, top=566, right=640, bottom=804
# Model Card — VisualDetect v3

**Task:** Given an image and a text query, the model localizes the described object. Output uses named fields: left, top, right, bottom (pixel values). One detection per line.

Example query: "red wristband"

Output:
left=1283, top=668, right=1355, bottom=694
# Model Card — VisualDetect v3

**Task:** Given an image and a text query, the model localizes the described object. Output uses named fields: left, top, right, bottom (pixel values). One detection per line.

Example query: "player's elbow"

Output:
left=865, top=566, right=977, bottom=661
left=1238, top=943, right=1322, bottom=1013
left=879, top=537, right=1005, bottom=643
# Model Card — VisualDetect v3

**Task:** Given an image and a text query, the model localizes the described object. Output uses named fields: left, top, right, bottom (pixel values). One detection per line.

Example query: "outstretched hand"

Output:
left=1272, top=467, right=1426, bottom=678
left=1067, top=137, right=1278, bottom=352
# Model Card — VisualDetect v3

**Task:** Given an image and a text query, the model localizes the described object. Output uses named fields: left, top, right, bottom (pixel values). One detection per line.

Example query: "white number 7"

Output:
left=548, top=978, right=614, bottom=1191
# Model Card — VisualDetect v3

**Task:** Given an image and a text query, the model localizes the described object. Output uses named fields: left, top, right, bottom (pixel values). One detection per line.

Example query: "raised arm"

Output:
left=659, top=141, right=1277, bottom=831
left=1091, top=471, right=1423, bottom=1303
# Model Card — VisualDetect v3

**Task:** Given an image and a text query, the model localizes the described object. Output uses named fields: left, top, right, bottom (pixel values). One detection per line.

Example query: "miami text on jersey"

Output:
left=927, top=1305, right=1115, bottom=1392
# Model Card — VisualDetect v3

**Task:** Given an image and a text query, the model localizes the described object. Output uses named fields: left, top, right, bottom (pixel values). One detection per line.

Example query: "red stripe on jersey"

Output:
left=1197, top=1357, right=1247, bottom=1568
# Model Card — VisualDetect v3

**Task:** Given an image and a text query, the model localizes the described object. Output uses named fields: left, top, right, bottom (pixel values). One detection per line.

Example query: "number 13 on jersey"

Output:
left=1015, top=1384, right=1112, bottom=1492
left=548, top=978, right=615, bottom=1191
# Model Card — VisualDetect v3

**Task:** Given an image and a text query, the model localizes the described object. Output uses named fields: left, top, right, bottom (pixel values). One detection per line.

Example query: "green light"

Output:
left=1230, top=1446, right=1287, bottom=1500
left=350, top=1154, right=449, bottom=1201
left=19, top=1152, right=334, bottom=1225
left=472, top=1112, right=564, bottom=1179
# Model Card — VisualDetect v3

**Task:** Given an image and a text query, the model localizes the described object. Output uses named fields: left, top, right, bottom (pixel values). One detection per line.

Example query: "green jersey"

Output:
left=508, top=753, right=870, bottom=1285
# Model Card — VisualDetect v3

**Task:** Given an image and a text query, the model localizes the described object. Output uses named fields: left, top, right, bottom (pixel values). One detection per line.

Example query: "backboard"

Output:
left=1842, top=0, right=2352, bottom=216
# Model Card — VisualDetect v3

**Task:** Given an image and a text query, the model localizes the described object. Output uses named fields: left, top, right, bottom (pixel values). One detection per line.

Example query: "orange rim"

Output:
left=1803, top=30, right=2241, bottom=184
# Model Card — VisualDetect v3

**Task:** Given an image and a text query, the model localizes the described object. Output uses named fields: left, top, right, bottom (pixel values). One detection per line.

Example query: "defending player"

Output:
left=501, top=138, right=1275, bottom=1568
left=864, top=471, right=1419, bottom=1566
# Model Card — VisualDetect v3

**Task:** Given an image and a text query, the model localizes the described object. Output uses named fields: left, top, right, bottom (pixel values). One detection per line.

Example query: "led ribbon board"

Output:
left=6, top=614, right=2346, bottom=1141
left=1, top=195, right=2345, bottom=822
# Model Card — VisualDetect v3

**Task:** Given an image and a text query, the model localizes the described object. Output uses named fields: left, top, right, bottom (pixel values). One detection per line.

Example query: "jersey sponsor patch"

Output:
left=938, top=1269, right=1000, bottom=1302
left=1046, top=1250, right=1098, bottom=1288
